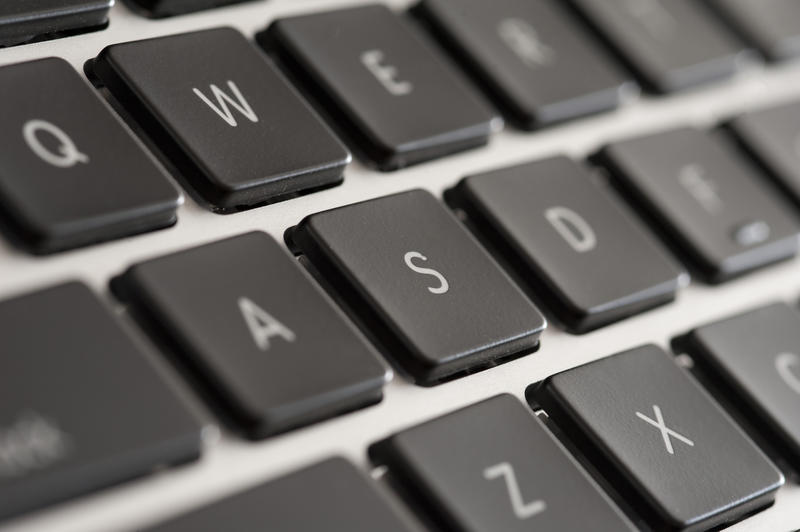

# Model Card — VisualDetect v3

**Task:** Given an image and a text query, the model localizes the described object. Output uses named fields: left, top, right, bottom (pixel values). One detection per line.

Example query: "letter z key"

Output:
left=89, top=28, right=350, bottom=212
left=287, top=189, right=545, bottom=385
left=370, top=394, right=634, bottom=531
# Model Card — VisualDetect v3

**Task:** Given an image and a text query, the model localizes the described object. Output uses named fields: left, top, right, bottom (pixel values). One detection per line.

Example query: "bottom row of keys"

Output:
left=145, top=340, right=784, bottom=531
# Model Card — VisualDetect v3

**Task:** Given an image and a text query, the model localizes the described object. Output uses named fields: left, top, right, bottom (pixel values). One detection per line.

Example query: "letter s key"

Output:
left=404, top=251, right=449, bottom=295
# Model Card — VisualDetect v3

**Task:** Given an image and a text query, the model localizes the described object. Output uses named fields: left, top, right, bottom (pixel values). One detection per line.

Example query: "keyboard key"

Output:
left=675, top=303, right=800, bottom=470
left=370, top=394, right=635, bottom=531
left=532, top=344, right=783, bottom=531
left=261, top=4, right=500, bottom=171
left=730, top=101, right=800, bottom=206
left=597, top=127, right=800, bottom=282
left=447, top=157, right=687, bottom=332
left=414, top=0, right=636, bottom=129
left=146, top=458, right=418, bottom=532
left=0, top=282, right=201, bottom=520
left=113, top=232, right=388, bottom=439
left=0, top=0, right=111, bottom=46
left=567, top=0, right=754, bottom=93
left=89, top=28, right=350, bottom=212
left=707, top=0, right=800, bottom=61
left=0, top=58, right=181, bottom=254
left=122, top=0, right=254, bottom=18
left=287, top=189, right=545, bottom=385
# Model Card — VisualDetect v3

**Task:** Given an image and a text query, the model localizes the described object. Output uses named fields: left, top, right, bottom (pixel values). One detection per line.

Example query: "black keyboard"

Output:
left=1, top=1, right=800, bottom=531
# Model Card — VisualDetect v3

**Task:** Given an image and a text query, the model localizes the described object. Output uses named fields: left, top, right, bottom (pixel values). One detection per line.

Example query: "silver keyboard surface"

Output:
left=1, top=1, right=800, bottom=531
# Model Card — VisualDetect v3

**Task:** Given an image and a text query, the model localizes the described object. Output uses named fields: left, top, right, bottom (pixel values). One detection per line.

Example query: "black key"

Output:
left=0, top=58, right=181, bottom=254
left=708, top=0, right=800, bottom=61
left=447, top=156, right=687, bottom=332
left=597, top=127, right=800, bottom=283
left=260, top=4, right=500, bottom=171
left=370, top=394, right=635, bottom=531
left=0, top=282, right=201, bottom=520
left=89, top=28, right=350, bottom=212
left=730, top=101, right=800, bottom=207
left=532, top=344, right=783, bottom=531
left=287, top=189, right=545, bottom=385
left=0, top=0, right=111, bottom=46
left=675, top=303, right=800, bottom=470
left=414, top=0, right=636, bottom=129
left=567, top=0, right=754, bottom=93
left=113, top=232, right=388, bottom=439
left=146, top=458, right=419, bottom=532
left=122, top=0, right=254, bottom=19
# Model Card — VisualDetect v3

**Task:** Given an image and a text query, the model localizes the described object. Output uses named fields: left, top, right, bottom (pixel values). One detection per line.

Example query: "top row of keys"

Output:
left=2, top=2, right=800, bottom=254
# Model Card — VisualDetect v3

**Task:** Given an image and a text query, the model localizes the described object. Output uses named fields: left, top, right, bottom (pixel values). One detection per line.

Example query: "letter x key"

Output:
left=533, top=344, right=783, bottom=530
left=635, top=405, right=694, bottom=454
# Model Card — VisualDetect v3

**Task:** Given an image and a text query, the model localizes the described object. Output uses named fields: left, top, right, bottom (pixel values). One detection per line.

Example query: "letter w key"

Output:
left=193, top=80, right=258, bottom=127
left=483, top=462, right=547, bottom=520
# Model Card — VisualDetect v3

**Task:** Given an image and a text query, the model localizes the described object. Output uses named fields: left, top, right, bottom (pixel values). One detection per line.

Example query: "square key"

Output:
left=0, top=58, right=181, bottom=254
left=567, top=0, right=754, bottom=93
left=533, top=344, right=783, bottom=531
left=597, top=127, right=800, bottom=282
left=287, top=189, right=545, bottom=385
left=415, top=0, right=636, bottom=129
left=0, top=282, right=201, bottom=520
left=676, top=302, right=800, bottom=470
left=261, top=4, right=500, bottom=170
left=370, top=394, right=635, bottom=531
left=90, top=27, right=350, bottom=212
left=113, top=232, right=389, bottom=439
left=448, top=156, right=687, bottom=332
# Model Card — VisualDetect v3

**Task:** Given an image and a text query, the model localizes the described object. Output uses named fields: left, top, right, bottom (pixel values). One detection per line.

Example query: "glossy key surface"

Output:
left=90, top=27, right=350, bottom=212
left=597, top=127, right=800, bottom=282
left=0, top=58, right=181, bottom=254
left=676, top=302, right=800, bottom=470
left=371, top=394, right=635, bottom=532
left=288, top=189, right=545, bottom=385
left=568, top=0, right=753, bottom=92
left=414, top=0, right=635, bottom=129
left=448, top=156, right=686, bottom=332
left=0, top=282, right=202, bottom=520
left=113, top=232, right=388, bottom=439
left=533, top=344, right=783, bottom=531
left=262, top=4, right=499, bottom=170
left=146, top=458, right=419, bottom=532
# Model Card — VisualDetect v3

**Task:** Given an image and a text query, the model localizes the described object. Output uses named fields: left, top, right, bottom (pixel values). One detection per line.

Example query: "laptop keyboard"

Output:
left=1, top=0, right=800, bottom=531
